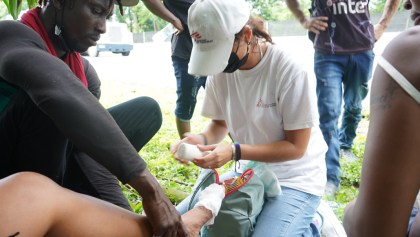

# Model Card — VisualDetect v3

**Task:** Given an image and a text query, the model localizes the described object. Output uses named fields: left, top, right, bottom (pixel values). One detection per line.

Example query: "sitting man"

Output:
left=0, top=0, right=186, bottom=236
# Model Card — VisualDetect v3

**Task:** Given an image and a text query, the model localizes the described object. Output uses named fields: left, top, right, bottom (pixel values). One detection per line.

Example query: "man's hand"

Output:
left=170, top=133, right=207, bottom=164
left=303, top=16, right=329, bottom=34
left=172, top=18, right=184, bottom=35
left=129, top=169, right=188, bottom=237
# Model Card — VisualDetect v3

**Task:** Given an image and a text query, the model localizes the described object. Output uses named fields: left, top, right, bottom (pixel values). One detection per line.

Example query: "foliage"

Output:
left=1, top=0, right=36, bottom=20
left=370, top=0, right=406, bottom=13
left=249, top=0, right=311, bottom=21
left=1, top=0, right=405, bottom=31
left=113, top=2, right=167, bottom=33
left=325, top=133, right=367, bottom=221
left=0, top=2, right=8, bottom=19
left=120, top=98, right=368, bottom=219
left=120, top=108, right=232, bottom=211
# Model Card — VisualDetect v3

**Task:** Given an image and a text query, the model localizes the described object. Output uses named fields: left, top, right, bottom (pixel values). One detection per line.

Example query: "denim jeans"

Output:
left=172, top=56, right=206, bottom=121
left=177, top=170, right=321, bottom=237
left=314, top=50, right=374, bottom=186
left=408, top=207, right=419, bottom=234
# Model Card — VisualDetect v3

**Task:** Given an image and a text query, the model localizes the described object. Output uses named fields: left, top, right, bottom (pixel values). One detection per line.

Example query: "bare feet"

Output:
left=182, top=206, right=212, bottom=237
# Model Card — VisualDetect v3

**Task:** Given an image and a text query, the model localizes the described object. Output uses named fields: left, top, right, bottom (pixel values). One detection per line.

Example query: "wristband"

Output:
left=199, top=133, right=208, bottom=145
left=231, top=143, right=236, bottom=161
left=234, top=142, right=241, bottom=161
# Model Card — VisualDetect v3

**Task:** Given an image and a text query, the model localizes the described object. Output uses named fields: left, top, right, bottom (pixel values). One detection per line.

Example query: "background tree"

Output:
left=114, top=3, right=167, bottom=33
left=1, top=0, right=36, bottom=20
left=1, top=0, right=403, bottom=30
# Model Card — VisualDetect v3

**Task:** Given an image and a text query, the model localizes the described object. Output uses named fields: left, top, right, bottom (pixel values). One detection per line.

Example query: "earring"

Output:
left=55, top=25, right=62, bottom=36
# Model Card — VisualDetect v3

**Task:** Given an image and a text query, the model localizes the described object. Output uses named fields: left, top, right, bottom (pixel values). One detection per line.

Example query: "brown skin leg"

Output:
left=176, top=118, right=191, bottom=139
left=0, top=172, right=212, bottom=237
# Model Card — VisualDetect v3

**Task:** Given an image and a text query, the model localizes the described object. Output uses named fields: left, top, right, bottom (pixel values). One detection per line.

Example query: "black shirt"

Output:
left=163, top=0, right=195, bottom=59
left=0, top=20, right=146, bottom=183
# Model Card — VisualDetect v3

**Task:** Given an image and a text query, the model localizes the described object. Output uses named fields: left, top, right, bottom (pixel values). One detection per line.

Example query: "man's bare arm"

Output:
left=374, top=0, right=401, bottom=41
left=286, top=0, right=328, bottom=34
left=141, top=0, right=183, bottom=32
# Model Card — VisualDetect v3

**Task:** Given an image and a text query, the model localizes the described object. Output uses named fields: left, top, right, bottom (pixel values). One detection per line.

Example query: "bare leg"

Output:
left=0, top=172, right=212, bottom=237
left=182, top=206, right=212, bottom=236
left=176, top=118, right=191, bottom=139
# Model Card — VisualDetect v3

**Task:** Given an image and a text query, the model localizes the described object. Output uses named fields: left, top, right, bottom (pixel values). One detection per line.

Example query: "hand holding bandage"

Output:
left=175, top=142, right=205, bottom=162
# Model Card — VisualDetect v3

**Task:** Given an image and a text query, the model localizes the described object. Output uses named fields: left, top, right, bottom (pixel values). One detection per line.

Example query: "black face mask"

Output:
left=223, top=42, right=250, bottom=73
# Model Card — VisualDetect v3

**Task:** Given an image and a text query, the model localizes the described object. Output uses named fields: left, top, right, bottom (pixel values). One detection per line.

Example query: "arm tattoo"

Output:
left=8, top=232, right=20, bottom=237
left=371, top=83, right=399, bottom=110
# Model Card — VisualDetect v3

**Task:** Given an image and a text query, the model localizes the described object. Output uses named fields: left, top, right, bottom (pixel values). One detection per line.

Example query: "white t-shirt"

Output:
left=201, top=44, right=327, bottom=196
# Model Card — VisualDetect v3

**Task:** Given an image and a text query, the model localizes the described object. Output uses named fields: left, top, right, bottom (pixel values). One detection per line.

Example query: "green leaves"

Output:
left=27, top=0, right=37, bottom=9
left=3, top=0, right=22, bottom=20
left=1, top=0, right=37, bottom=20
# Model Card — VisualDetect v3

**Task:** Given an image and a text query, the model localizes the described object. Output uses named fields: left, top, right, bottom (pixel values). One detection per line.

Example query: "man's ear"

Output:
left=51, top=0, right=65, bottom=10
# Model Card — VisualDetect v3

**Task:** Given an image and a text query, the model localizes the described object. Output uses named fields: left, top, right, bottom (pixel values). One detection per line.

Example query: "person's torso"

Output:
left=0, top=79, right=18, bottom=113
left=0, top=20, right=100, bottom=114
left=163, top=0, right=195, bottom=58
left=311, top=0, right=374, bottom=54
left=202, top=45, right=327, bottom=195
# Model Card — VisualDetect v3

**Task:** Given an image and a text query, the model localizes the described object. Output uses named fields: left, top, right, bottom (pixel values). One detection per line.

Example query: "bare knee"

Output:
left=0, top=172, right=59, bottom=236
left=0, top=172, right=58, bottom=197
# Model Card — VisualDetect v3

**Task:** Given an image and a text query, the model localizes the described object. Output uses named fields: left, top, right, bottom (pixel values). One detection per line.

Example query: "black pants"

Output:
left=0, top=91, right=162, bottom=210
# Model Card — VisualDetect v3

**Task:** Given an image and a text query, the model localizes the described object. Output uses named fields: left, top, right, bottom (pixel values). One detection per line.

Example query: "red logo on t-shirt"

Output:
left=191, top=32, right=202, bottom=42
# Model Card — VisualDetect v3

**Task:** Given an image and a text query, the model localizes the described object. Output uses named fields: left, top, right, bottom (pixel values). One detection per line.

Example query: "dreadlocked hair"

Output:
left=114, top=0, right=123, bottom=15
left=37, top=0, right=124, bottom=16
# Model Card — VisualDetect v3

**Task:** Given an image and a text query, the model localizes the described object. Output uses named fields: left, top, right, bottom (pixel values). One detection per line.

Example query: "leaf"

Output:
left=9, top=0, right=18, bottom=20
left=16, top=0, right=23, bottom=16
left=27, top=0, right=37, bottom=9
left=3, top=0, right=10, bottom=9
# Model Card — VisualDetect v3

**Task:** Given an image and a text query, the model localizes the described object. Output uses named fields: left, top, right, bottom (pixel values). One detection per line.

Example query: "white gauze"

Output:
left=194, top=183, right=225, bottom=226
left=176, top=143, right=204, bottom=161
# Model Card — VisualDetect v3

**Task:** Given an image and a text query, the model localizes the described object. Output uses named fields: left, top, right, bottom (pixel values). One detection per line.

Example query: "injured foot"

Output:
left=182, top=206, right=212, bottom=237
left=182, top=184, right=225, bottom=237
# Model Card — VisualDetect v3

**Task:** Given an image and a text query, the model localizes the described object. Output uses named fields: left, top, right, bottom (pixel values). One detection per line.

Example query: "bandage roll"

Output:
left=176, top=143, right=204, bottom=161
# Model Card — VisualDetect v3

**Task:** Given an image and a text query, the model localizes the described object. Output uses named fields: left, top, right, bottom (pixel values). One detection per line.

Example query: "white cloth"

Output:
left=194, top=183, right=225, bottom=226
left=201, top=44, right=327, bottom=196
left=176, top=143, right=204, bottom=161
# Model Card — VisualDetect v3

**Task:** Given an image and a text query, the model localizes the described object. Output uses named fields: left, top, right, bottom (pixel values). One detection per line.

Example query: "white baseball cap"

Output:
left=188, top=0, right=250, bottom=76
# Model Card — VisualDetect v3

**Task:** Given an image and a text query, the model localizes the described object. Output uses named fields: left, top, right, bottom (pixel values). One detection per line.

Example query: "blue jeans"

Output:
left=314, top=50, right=374, bottom=186
left=177, top=171, right=321, bottom=237
left=172, top=56, right=206, bottom=121
left=408, top=207, right=419, bottom=234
